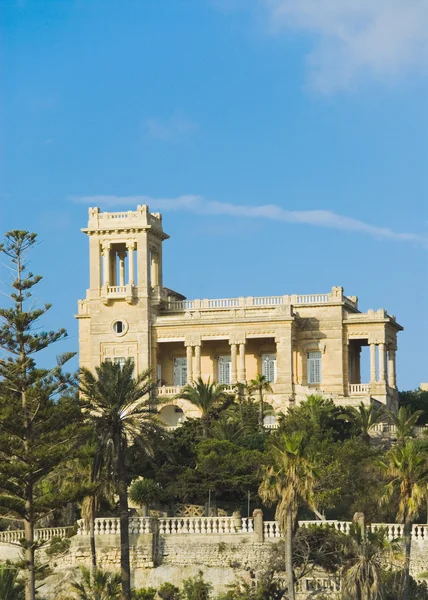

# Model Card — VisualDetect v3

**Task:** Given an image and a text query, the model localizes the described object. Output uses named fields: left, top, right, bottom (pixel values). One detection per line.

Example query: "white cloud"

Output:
left=143, top=114, right=199, bottom=141
left=262, top=0, right=428, bottom=92
left=71, top=194, right=426, bottom=245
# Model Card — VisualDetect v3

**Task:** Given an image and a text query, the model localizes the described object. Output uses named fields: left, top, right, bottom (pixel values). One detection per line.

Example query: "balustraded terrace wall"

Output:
left=2, top=517, right=428, bottom=598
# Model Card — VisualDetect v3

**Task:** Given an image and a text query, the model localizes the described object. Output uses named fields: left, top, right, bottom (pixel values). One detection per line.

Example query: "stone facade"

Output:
left=76, top=206, right=403, bottom=425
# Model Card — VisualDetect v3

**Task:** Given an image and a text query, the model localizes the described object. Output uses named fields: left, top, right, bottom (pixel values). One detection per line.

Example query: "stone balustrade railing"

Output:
left=4, top=519, right=427, bottom=545
left=371, top=423, right=428, bottom=437
left=163, top=291, right=356, bottom=313
left=158, top=516, right=254, bottom=535
left=348, top=383, right=370, bottom=394
left=76, top=517, right=153, bottom=536
left=0, top=526, right=74, bottom=545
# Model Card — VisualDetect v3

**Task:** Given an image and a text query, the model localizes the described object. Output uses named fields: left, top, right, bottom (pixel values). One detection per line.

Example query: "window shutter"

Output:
left=307, top=351, right=321, bottom=384
left=262, top=354, right=277, bottom=383
left=173, top=358, right=187, bottom=386
left=218, top=356, right=231, bottom=384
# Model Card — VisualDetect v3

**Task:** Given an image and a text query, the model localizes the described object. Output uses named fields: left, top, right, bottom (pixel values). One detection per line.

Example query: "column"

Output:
left=127, top=242, right=135, bottom=285
left=230, top=343, right=237, bottom=384
left=238, top=343, right=246, bottom=382
left=369, top=343, right=377, bottom=383
left=102, top=243, right=111, bottom=288
left=118, top=251, right=126, bottom=287
left=388, top=349, right=396, bottom=388
left=356, top=347, right=361, bottom=384
left=186, top=345, right=193, bottom=384
left=151, top=252, right=159, bottom=287
left=194, top=344, right=201, bottom=380
left=378, top=343, right=386, bottom=382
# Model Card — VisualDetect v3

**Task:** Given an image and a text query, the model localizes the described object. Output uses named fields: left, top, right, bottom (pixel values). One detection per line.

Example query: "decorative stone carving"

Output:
left=229, top=334, right=246, bottom=345
left=184, top=334, right=201, bottom=347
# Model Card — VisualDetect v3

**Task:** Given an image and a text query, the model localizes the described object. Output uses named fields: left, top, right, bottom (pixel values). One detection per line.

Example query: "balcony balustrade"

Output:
left=162, top=291, right=357, bottom=314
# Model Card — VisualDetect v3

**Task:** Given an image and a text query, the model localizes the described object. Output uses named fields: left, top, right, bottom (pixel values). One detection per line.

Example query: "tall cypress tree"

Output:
left=0, top=231, right=86, bottom=600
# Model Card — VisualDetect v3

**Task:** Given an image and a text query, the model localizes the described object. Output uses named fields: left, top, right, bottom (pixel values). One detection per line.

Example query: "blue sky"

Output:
left=0, top=0, right=427, bottom=389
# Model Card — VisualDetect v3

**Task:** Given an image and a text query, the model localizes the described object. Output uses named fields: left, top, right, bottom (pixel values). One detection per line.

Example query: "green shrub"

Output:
left=45, top=535, right=71, bottom=557
left=182, top=571, right=212, bottom=600
left=158, top=582, right=181, bottom=600
left=131, top=587, right=157, bottom=600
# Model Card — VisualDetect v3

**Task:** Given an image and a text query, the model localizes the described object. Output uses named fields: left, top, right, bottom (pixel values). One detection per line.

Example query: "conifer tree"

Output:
left=0, top=231, right=86, bottom=600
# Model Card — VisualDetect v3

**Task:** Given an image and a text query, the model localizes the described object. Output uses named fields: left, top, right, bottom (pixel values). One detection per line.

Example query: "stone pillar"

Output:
left=370, top=343, right=377, bottom=383
left=379, top=343, right=386, bottom=382
left=238, top=343, right=246, bottom=383
left=230, top=343, right=238, bottom=384
left=275, top=326, right=294, bottom=394
left=118, top=250, right=126, bottom=287
left=186, top=345, right=193, bottom=384
left=194, top=344, right=201, bottom=380
left=102, top=242, right=111, bottom=288
left=127, top=242, right=135, bottom=285
left=253, top=509, right=264, bottom=543
left=356, top=347, right=361, bottom=384
left=388, top=349, right=396, bottom=388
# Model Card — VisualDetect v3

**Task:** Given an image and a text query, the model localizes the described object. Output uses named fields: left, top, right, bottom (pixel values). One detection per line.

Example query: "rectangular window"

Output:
left=104, top=357, right=131, bottom=369
left=262, top=354, right=277, bottom=383
left=173, top=357, right=187, bottom=386
left=217, top=356, right=232, bottom=385
left=307, top=351, right=321, bottom=384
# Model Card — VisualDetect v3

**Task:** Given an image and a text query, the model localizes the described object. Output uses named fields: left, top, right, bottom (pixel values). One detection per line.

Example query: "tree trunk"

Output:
left=24, top=499, right=36, bottom=600
left=258, top=389, right=264, bottom=432
left=286, top=508, right=295, bottom=600
left=90, top=495, right=97, bottom=569
left=117, top=442, right=132, bottom=600
left=402, top=520, right=412, bottom=600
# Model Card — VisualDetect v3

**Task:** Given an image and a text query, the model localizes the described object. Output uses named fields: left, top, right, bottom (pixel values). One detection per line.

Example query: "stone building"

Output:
left=76, top=205, right=403, bottom=427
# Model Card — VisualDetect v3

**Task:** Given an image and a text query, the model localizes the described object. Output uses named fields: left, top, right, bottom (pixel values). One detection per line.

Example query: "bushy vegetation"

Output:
left=2, top=230, right=428, bottom=600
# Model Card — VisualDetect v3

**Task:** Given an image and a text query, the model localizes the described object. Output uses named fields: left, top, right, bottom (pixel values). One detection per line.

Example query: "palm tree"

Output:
left=177, top=377, right=232, bottom=438
left=259, top=432, right=318, bottom=600
left=71, top=566, right=121, bottom=600
left=128, top=477, right=161, bottom=516
left=0, top=563, right=25, bottom=600
left=341, top=401, right=385, bottom=444
left=248, top=374, right=273, bottom=432
left=79, top=360, right=164, bottom=600
left=341, top=522, right=399, bottom=600
left=385, top=406, right=424, bottom=444
left=379, top=439, right=428, bottom=600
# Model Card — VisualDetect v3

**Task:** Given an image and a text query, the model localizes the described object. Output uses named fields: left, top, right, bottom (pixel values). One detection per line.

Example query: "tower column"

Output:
left=369, top=343, right=377, bottom=383
left=388, top=349, right=396, bottom=388
left=379, top=343, right=386, bottom=382
left=127, top=241, right=135, bottom=285
left=118, top=250, right=126, bottom=287
left=102, top=242, right=111, bottom=288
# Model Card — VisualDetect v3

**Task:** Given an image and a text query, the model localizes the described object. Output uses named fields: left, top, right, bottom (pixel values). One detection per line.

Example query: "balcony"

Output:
left=157, top=384, right=237, bottom=397
left=161, top=288, right=358, bottom=315
left=348, top=383, right=370, bottom=395
left=102, top=284, right=135, bottom=303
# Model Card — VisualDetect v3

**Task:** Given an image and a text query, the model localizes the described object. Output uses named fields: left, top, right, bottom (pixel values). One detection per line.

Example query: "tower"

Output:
left=76, top=205, right=169, bottom=373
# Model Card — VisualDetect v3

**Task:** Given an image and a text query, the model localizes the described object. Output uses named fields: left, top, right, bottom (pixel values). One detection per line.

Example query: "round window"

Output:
left=112, top=320, right=128, bottom=336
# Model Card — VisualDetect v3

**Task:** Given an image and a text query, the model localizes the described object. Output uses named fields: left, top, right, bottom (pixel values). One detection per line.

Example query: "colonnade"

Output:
left=369, top=342, right=396, bottom=388
left=101, top=241, right=135, bottom=288
left=184, top=340, right=247, bottom=384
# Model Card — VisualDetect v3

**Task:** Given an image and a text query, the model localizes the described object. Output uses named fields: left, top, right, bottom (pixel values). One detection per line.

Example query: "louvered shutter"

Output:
left=307, top=351, right=321, bottom=384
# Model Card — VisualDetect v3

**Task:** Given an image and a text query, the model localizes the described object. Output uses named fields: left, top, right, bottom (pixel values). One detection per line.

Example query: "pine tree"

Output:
left=0, top=231, right=87, bottom=600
